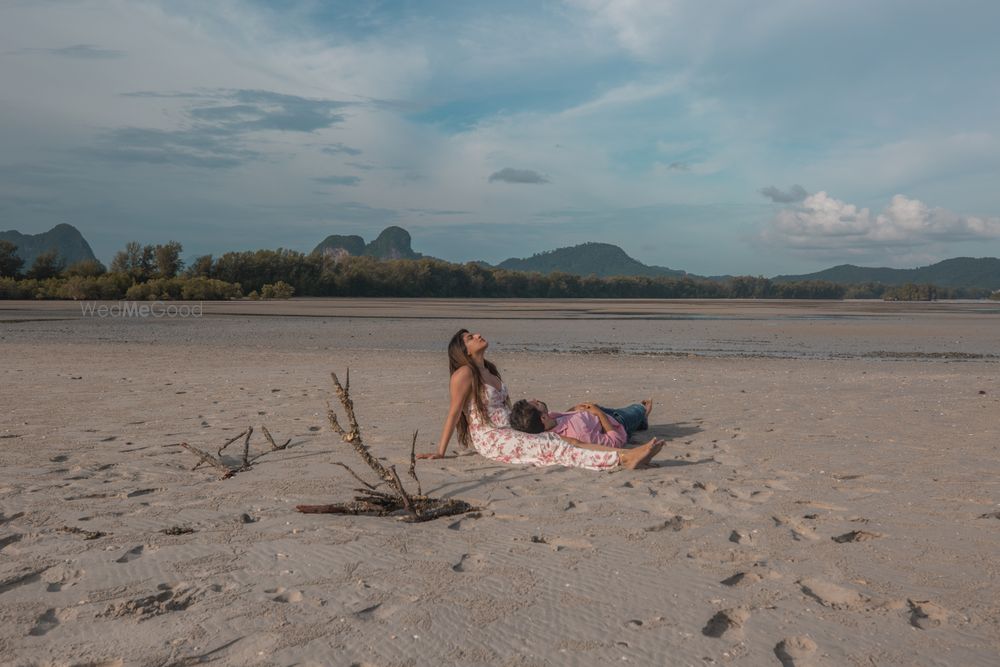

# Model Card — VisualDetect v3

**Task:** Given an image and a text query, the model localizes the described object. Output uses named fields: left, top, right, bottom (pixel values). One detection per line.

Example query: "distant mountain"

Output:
left=313, top=234, right=365, bottom=258
left=312, top=226, right=421, bottom=260
left=497, top=242, right=688, bottom=278
left=0, top=223, right=97, bottom=267
left=363, top=226, right=421, bottom=260
left=773, top=257, right=1000, bottom=290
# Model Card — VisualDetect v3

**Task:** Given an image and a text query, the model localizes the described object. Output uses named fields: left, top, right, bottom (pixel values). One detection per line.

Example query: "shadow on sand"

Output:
left=644, top=421, right=703, bottom=441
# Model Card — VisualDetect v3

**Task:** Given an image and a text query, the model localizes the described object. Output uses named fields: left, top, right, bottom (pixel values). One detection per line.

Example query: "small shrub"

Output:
left=260, top=281, right=295, bottom=299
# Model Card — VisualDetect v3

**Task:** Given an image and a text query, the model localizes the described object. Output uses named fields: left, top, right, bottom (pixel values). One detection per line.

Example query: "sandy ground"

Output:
left=1, top=299, right=999, bottom=666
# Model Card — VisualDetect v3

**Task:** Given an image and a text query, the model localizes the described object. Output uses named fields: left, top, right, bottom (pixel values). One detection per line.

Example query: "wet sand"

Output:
left=1, top=299, right=998, bottom=665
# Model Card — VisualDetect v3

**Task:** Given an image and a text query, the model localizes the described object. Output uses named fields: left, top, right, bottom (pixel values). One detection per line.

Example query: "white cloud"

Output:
left=762, top=192, right=1000, bottom=256
left=559, top=75, right=689, bottom=118
left=759, top=185, right=808, bottom=203
left=565, top=0, right=679, bottom=60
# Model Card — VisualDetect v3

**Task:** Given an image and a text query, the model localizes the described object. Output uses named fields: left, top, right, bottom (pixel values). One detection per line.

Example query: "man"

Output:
left=510, top=398, right=653, bottom=448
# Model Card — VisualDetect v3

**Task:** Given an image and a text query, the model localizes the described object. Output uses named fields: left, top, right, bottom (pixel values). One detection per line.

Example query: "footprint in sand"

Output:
left=729, top=529, right=755, bottom=545
left=908, top=599, right=949, bottom=629
left=721, top=571, right=762, bottom=587
left=772, top=516, right=819, bottom=541
left=720, top=569, right=780, bottom=586
left=644, top=515, right=692, bottom=532
left=702, top=607, right=750, bottom=638
left=452, top=553, right=487, bottom=573
left=0, top=511, right=25, bottom=526
left=43, top=564, right=85, bottom=592
left=764, top=479, right=793, bottom=492
left=115, top=545, right=145, bottom=563
left=103, top=583, right=198, bottom=620
left=831, top=530, right=882, bottom=543
left=546, top=537, right=593, bottom=552
left=266, top=587, right=304, bottom=603
left=798, top=577, right=867, bottom=610
left=795, top=500, right=848, bottom=512
left=0, top=533, right=23, bottom=552
left=124, top=488, right=158, bottom=498
left=624, top=616, right=666, bottom=630
left=774, top=636, right=818, bottom=666
left=28, top=607, right=77, bottom=636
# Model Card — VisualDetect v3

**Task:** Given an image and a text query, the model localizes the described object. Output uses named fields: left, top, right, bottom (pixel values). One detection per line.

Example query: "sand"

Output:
left=1, top=298, right=999, bottom=666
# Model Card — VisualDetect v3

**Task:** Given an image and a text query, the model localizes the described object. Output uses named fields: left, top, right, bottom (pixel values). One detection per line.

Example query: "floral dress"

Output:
left=467, top=383, right=620, bottom=471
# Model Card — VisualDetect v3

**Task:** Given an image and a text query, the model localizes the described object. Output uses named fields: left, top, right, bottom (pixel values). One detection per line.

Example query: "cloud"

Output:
left=83, top=88, right=352, bottom=168
left=321, top=143, right=362, bottom=156
left=314, top=175, right=361, bottom=186
left=405, top=208, right=470, bottom=215
left=16, top=44, right=125, bottom=59
left=565, top=0, right=679, bottom=60
left=488, top=168, right=550, bottom=184
left=762, top=191, right=1000, bottom=255
left=81, top=126, right=261, bottom=169
left=187, top=89, right=350, bottom=132
left=759, top=184, right=808, bottom=203
left=665, top=161, right=690, bottom=171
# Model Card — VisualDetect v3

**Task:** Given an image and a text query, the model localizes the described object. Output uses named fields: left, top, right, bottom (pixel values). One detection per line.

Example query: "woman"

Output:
left=417, top=329, right=663, bottom=470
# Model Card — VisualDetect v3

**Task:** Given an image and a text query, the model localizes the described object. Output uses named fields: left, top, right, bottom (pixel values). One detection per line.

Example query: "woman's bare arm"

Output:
left=418, top=366, right=473, bottom=459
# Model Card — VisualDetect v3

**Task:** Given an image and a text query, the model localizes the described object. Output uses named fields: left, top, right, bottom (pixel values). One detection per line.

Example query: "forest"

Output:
left=0, top=240, right=994, bottom=301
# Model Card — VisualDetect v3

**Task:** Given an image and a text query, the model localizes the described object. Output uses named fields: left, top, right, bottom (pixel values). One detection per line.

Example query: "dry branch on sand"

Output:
left=295, top=370, right=475, bottom=523
left=178, top=425, right=291, bottom=479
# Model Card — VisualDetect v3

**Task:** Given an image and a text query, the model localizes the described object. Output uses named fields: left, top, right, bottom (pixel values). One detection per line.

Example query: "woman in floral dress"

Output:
left=417, top=329, right=663, bottom=470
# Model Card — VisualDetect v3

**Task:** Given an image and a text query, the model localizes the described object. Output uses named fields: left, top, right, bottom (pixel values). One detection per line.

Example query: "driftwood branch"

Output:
left=180, top=442, right=234, bottom=478
left=333, top=462, right=378, bottom=490
left=408, top=430, right=422, bottom=496
left=296, top=369, right=475, bottom=523
left=178, top=425, right=290, bottom=479
left=241, top=426, right=254, bottom=467
left=216, top=429, right=249, bottom=458
left=262, top=425, right=290, bottom=451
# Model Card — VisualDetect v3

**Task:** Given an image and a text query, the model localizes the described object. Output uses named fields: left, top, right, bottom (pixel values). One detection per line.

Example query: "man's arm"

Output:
left=566, top=407, right=626, bottom=448
left=577, top=403, right=617, bottom=435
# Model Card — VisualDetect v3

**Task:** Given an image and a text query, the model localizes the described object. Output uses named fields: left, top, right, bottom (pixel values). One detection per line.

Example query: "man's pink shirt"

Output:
left=549, top=410, right=626, bottom=448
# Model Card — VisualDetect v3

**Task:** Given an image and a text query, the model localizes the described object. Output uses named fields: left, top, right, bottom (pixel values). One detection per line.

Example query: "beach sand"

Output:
left=1, top=299, right=998, bottom=665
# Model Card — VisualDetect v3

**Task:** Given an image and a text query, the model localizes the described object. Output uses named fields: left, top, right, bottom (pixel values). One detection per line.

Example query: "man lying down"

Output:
left=509, top=398, right=654, bottom=447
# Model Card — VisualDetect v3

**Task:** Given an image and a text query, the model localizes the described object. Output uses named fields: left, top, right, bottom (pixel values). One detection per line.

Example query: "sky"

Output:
left=2, top=0, right=1000, bottom=276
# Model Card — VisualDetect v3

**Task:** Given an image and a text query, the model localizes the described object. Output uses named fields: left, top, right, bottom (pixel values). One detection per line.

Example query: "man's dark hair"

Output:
left=510, top=399, right=545, bottom=434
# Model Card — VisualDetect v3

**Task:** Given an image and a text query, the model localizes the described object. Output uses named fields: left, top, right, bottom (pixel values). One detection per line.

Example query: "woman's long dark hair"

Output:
left=448, top=329, right=504, bottom=449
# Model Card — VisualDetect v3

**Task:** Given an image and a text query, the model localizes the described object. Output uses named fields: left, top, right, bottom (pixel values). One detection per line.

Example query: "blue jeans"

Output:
left=598, top=403, right=648, bottom=437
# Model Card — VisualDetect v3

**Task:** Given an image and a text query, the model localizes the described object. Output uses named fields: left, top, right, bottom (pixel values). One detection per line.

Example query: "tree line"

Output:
left=0, top=239, right=994, bottom=301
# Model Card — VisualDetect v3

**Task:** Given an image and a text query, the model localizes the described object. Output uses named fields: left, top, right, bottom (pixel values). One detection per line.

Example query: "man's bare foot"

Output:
left=642, top=399, right=654, bottom=418
left=619, top=438, right=664, bottom=469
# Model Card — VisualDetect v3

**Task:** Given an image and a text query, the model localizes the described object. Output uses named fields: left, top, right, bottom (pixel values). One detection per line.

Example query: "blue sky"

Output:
left=2, top=0, right=1000, bottom=275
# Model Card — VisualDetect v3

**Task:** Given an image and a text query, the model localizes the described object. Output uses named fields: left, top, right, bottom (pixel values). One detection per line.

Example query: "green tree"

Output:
left=64, top=258, right=107, bottom=277
left=260, top=281, right=295, bottom=299
left=154, top=241, right=184, bottom=278
left=26, top=249, right=65, bottom=280
left=0, top=240, right=24, bottom=278
left=186, top=254, right=214, bottom=278
left=110, top=241, right=155, bottom=281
